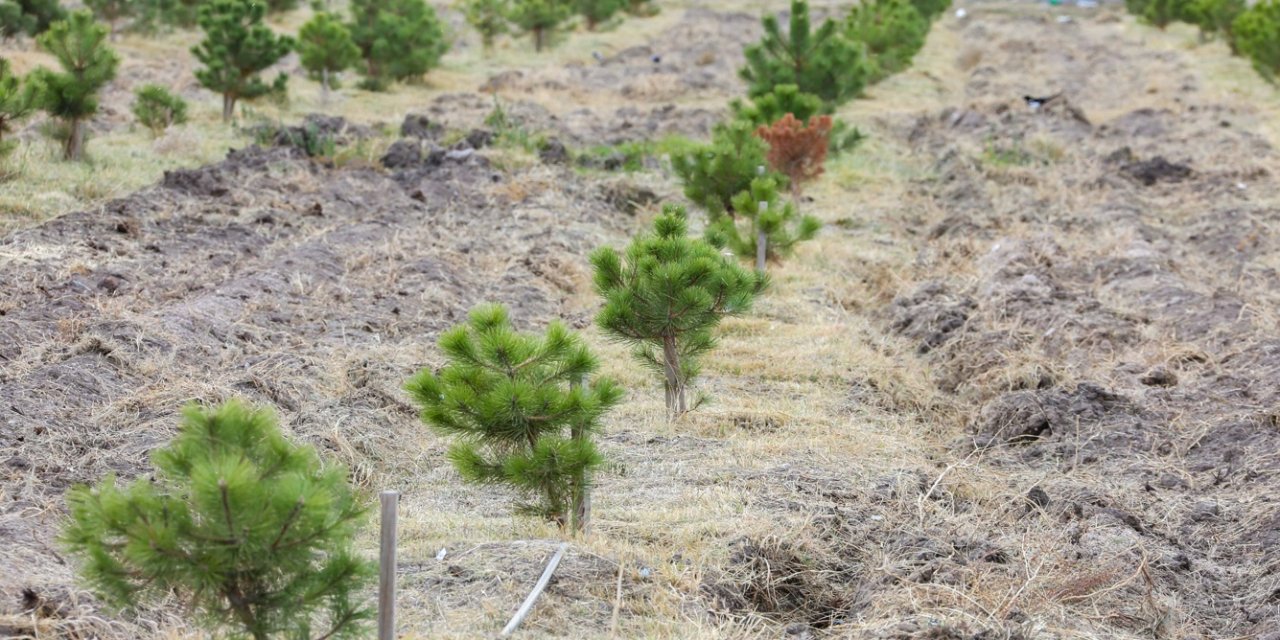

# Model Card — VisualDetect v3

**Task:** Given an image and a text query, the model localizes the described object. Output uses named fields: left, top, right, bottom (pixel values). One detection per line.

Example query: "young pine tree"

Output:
left=707, top=176, right=821, bottom=271
left=672, top=120, right=775, bottom=220
left=756, top=113, right=833, bottom=197
left=85, top=0, right=139, bottom=36
left=575, top=0, right=622, bottom=30
left=0, top=58, right=34, bottom=158
left=406, top=304, right=622, bottom=531
left=1187, top=0, right=1245, bottom=49
left=298, top=12, right=360, bottom=101
left=730, top=83, right=825, bottom=128
left=348, top=0, right=447, bottom=90
left=63, top=401, right=374, bottom=640
left=131, top=84, right=186, bottom=135
left=463, top=0, right=510, bottom=52
left=5, top=0, right=67, bottom=36
left=508, top=0, right=570, bottom=52
left=740, top=0, right=867, bottom=108
left=1234, top=0, right=1280, bottom=80
left=593, top=205, right=766, bottom=416
left=0, top=2, right=34, bottom=39
left=846, top=0, right=929, bottom=84
left=193, top=0, right=293, bottom=122
left=29, top=11, right=119, bottom=161
left=1140, top=0, right=1191, bottom=29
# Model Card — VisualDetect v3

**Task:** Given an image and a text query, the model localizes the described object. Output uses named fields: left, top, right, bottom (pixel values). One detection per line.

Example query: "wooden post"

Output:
left=756, top=201, right=768, bottom=272
left=378, top=491, right=399, bottom=640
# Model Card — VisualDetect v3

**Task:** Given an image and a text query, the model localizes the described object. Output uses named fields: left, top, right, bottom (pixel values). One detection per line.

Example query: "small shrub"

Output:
left=2, top=0, right=66, bottom=36
left=755, top=113, right=833, bottom=197
left=63, top=401, right=374, bottom=640
left=707, top=176, right=821, bottom=270
left=0, top=59, right=34, bottom=157
left=348, top=0, right=448, bottom=88
left=575, top=0, right=622, bottom=30
left=672, top=120, right=775, bottom=220
left=463, top=0, right=510, bottom=51
left=193, top=0, right=294, bottom=122
left=508, top=0, right=571, bottom=52
left=845, top=0, right=929, bottom=84
left=406, top=304, right=622, bottom=530
left=298, top=12, right=360, bottom=99
left=1234, top=0, right=1280, bottom=80
left=131, top=84, right=187, bottom=135
left=86, top=0, right=141, bottom=35
left=740, top=0, right=867, bottom=108
left=29, top=11, right=120, bottom=161
left=1186, top=0, right=1245, bottom=48
left=592, top=204, right=766, bottom=416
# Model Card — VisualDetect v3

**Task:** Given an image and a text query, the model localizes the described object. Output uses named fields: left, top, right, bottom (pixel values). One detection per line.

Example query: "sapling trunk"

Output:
left=534, top=27, right=545, bottom=51
left=321, top=68, right=330, bottom=104
left=661, top=335, right=685, bottom=416
left=65, top=118, right=84, bottom=161
left=221, top=93, right=235, bottom=122
left=569, top=376, right=589, bottom=534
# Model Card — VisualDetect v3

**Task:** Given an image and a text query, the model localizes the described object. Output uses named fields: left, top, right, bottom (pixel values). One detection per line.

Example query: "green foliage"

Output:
left=463, top=0, right=509, bottom=50
left=406, top=304, right=622, bottom=529
left=63, top=401, right=374, bottom=640
left=508, top=0, right=570, bottom=51
left=1187, top=0, right=1245, bottom=49
left=672, top=120, right=774, bottom=219
left=131, top=83, right=187, bottom=135
left=909, top=0, right=950, bottom=20
left=28, top=11, right=119, bottom=160
left=1139, top=0, right=1192, bottom=28
left=1235, top=0, right=1280, bottom=80
left=193, top=0, right=293, bottom=122
left=575, top=0, right=622, bottom=29
left=298, top=12, right=360, bottom=93
left=143, top=0, right=203, bottom=29
left=846, top=0, right=928, bottom=83
left=707, top=176, right=821, bottom=266
left=578, top=134, right=700, bottom=172
left=85, top=0, right=139, bottom=32
left=740, top=0, right=867, bottom=108
left=264, top=0, right=297, bottom=12
left=592, top=205, right=766, bottom=415
left=0, top=58, right=34, bottom=153
left=730, top=83, right=825, bottom=127
left=348, top=0, right=447, bottom=89
left=2, top=0, right=66, bottom=36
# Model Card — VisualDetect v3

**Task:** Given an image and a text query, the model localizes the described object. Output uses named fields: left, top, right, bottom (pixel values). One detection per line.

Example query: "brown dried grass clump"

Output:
left=755, top=113, right=833, bottom=197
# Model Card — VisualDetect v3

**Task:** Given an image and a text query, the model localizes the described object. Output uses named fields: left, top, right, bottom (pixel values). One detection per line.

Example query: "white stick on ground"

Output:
left=378, top=491, right=399, bottom=640
left=500, top=543, right=570, bottom=637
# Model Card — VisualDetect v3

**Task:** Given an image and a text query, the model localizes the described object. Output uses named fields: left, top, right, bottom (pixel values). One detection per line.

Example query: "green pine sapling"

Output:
left=0, top=58, right=34, bottom=159
left=463, top=0, right=510, bottom=51
left=575, top=0, right=622, bottom=30
left=508, top=0, right=570, bottom=52
left=298, top=12, right=361, bottom=101
left=1235, top=0, right=1280, bottom=80
left=707, top=176, right=821, bottom=271
left=131, top=83, right=187, bottom=136
left=85, top=0, right=140, bottom=36
left=406, top=304, right=622, bottom=532
left=672, top=120, right=776, bottom=220
left=29, top=11, right=119, bottom=161
left=5, top=0, right=66, bottom=36
left=845, top=0, right=929, bottom=84
left=740, top=0, right=867, bottom=108
left=592, top=205, right=766, bottom=416
left=62, top=401, right=374, bottom=640
left=1187, top=0, right=1245, bottom=48
left=193, top=0, right=293, bottom=122
left=348, top=0, right=448, bottom=90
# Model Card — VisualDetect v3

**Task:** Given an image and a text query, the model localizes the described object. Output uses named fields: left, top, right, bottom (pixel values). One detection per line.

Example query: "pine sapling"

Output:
left=6, top=0, right=66, bottom=36
left=508, top=0, right=570, bottom=52
left=707, top=176, right=821, bottom=271
left=740, top=0, right=867, bottom=108
left=29, top=11, right=119, bottom=161
left=298, top=12, right=360, bottom=102
left=672, top=120, right=776, bottom=220
left=755, top=113, right=833, bottom=197
left=348, top=0, right=448, bottom=89
left=845, top=0, right=929, bottom=84
left=406, top=304, right=622, bottom=531
left=62, top=401, right=374, bottom=640
left=131, top=83, right=187, bottom=136
left=193, top=0, right=293, bottom=122
left=1234, top=0, right=1280, bottom=81
left=0, top=58, right=34, bottom=159
left=1187, top=0, right=1244, bottom=48
left=463, top=0, right=510, bottom=51
left=593, top=204, right=766, bottom=416
left=575, top=0, right=622, bottom=30
left=730, top=83, right=825, bottom=128
left=86, top=0, right=140, bottom=36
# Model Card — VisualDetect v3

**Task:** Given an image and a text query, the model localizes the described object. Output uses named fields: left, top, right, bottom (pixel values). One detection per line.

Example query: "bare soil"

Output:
left=2, top=2, right=1279, bottom=639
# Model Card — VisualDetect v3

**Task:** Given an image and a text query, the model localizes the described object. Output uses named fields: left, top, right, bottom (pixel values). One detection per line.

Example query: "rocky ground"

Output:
left=1, top=1, right=1278, bottom=639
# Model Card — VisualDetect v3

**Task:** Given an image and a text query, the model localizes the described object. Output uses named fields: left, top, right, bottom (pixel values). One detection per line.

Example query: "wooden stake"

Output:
left=378, top=491, right=399, bottom=640
left=756, top=200, right=768, bottom=272
left=500, top=543, right=569, bottom=637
